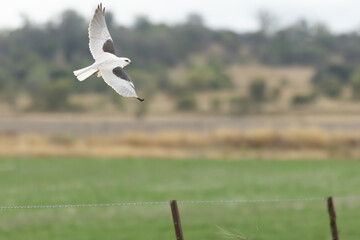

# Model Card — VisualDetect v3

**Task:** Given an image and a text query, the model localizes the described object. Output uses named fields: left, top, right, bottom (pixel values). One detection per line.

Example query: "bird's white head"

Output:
left=119, top=57, right=131, bottom=68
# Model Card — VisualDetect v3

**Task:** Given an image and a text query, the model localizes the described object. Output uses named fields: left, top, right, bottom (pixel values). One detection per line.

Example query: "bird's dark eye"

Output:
left=125, top=59, right=130, bottom=63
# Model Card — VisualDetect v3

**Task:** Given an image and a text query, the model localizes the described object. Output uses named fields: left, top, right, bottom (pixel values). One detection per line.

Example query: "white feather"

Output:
left=73, top=65, right=98, bottom=81
left=88, top=3, right=113, bottom=60
left=99, top=64, right=138, bottom=98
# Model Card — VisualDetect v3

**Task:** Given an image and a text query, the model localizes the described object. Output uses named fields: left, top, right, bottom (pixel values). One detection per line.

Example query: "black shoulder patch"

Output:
left=103, top=39, right=115, bottom=54
left=112, top=67, right=131, bottom=82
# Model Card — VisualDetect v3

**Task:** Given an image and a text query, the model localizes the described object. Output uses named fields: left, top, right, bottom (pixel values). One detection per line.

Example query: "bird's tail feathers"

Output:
left=73, top=66, right=98, bottom=81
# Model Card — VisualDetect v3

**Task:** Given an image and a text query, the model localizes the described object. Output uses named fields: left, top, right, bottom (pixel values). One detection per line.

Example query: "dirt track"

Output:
left=1, top=116, right=360, bottom=136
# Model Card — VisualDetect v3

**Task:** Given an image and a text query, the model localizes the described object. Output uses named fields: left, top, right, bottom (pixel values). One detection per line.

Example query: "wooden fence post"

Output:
left=170, top=200, right=184, bottom=240
left=327, top=196, right=339, bottom=240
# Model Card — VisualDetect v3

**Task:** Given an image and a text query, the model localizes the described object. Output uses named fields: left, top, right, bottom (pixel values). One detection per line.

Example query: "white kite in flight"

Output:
left=73, top=3, right=144, bottom=101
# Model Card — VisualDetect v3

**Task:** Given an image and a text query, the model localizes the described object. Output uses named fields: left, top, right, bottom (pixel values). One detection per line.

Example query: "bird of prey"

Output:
left=73, top=3, right=144, bottom=101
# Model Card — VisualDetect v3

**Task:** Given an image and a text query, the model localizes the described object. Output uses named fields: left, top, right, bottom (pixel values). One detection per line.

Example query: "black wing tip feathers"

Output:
left=137, top=98, right=145, bottom=102
left=97, top=3, right=105, bottom=14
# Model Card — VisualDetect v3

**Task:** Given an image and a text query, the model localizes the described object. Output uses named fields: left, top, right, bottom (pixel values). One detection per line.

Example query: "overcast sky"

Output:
left=1, top=0, right=359, bottom=33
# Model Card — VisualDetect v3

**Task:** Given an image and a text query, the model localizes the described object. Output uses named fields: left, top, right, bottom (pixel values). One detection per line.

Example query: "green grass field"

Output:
left=0, top=158, right=359, bottom=240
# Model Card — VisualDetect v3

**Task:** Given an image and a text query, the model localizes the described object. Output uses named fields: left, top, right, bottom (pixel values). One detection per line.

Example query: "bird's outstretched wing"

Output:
left=88, top=3, right=115, bottom=59
left=100, top=66, right=144, bottom=101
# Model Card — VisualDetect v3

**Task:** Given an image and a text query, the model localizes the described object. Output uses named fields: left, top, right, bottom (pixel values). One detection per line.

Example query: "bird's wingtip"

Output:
left=96, top=3, right=105, bottom=14
left=137, top=98, right=145, bottom=102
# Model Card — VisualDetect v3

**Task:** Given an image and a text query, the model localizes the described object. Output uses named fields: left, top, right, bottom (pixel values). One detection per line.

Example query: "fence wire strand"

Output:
left=1, top=195, right=359, bottom=210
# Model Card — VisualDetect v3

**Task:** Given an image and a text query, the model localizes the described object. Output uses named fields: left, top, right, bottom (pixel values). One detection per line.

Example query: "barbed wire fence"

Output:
left=1, top=195, right=359, bottom=240
left=1, top=195, right=358, bottom=210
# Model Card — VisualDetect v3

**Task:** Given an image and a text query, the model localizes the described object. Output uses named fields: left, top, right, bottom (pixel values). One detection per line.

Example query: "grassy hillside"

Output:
left=0, top=158, right=359, bottom=239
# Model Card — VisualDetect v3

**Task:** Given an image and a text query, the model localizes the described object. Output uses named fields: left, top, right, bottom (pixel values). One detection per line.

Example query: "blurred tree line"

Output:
left=1, top=9, right=360, bottom=112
